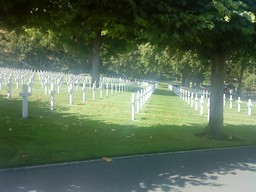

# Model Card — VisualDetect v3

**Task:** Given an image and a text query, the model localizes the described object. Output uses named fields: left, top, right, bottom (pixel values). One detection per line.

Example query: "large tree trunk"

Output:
left=181, top=71, right=190, bottom=87
left=208, top=52, right=225, bottom=137
left=91, top=32, right=101, bottom=87
left=237, top=64, right=246, bottom=97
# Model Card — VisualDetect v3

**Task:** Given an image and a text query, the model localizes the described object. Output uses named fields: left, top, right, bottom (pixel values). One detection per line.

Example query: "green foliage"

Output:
left=243, top=71, right=256, bottom=90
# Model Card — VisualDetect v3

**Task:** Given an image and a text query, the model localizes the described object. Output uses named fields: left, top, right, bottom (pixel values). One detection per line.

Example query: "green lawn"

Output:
left=0, top=80, right=256, bottom=169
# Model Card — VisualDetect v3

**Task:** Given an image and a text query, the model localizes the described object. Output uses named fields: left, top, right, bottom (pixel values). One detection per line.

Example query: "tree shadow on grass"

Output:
left=0, top=96, right=255, bottom=166
left=0, top=96, right=256, bottom=191
left=152, top=88, right=178, bottom=97
left=0, top=86, right=256, bottom=192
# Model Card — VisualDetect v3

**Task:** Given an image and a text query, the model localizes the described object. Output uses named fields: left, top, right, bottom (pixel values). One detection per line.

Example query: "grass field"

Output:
left=0, top=77, right=256, bottom=169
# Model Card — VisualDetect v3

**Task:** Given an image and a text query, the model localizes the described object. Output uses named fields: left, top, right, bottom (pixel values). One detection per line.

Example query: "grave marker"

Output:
left=69, top=83, right=74, bottom=105
left=99, top=83, right=103, bottom=98
left=248, top=99, right=252, bottom=116
left=207, top=98, right=210, bottom=121
left=92, top=82, right=96, bottom=100
left=195, top=94, right=198, bottom=111
left=57, top=78, right=61, bottom=93
left=140, top=89, right=143, bottom=108
left=49, top=83, right=56, bottom=110
left=15, top=76, right=19, bottom=89
left=237, top=97, right=241, bottom=112
left=44, top=79, right=48, bottom=95
left=188, top=91, right=190, bottom=105
left=28, top=78, right=33, bottom=94
left=82, top=81, right=86, bottom=102
left=106, top=84, right=109, bottom=97
left=185, top=90, right=188, bottom=102
left=19, top=84, right=31, bottom=118
left=229, top=95, right=233, bottom=109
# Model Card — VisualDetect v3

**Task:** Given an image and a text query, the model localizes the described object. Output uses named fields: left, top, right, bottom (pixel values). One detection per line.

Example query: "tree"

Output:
left=226, top=51, right=256, bottom=96
left=135, top=0, right=256, bottom=137
left=48, top=0, right=136, bottom=85
left=0, top=0, right=136, bottom=85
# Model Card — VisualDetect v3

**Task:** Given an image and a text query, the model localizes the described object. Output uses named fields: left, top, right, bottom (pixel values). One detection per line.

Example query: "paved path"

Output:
left=0, top=147, right=256, bottom=192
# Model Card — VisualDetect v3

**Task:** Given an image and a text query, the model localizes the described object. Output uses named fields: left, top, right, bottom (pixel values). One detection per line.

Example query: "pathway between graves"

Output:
left=0, top=146, right=255, bottom=192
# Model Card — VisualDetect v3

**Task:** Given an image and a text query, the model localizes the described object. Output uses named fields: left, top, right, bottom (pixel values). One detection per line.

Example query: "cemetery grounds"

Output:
left=0, top=70, right=256, bottom=169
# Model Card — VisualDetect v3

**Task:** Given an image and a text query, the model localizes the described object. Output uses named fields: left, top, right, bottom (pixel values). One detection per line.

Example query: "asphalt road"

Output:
left=0, top=147, right=256, bottom=192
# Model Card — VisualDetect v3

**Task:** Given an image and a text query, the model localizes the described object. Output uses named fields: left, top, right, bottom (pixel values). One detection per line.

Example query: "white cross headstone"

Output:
left=92, top=82, right=96, bottom=100
left=28, top=78, right=33, bottom=94
left=185, top=90, right=188, bottom=102
left=248, top=99, right=252, bottom=116
left=44, top=79, right=48, bottom=95
left=15, top=76, right=19, bottom=89
left=207, top=98, right=210, bottom=121
left=121, top=83, right=124, bottom=92
left=49, top=83, right=56, bottom=110
left=237, top=97, right=241, bottom=112
left=140, top=89, right=143, bottom=108
left=200, top=95, right=204, bottom=115
left=131, top=93, right=135, bottom=120
left=229, top=95, right=233, bottom=109
left=106, top=84, right=109, bottom=97
left=195, top=94, right=198, bottom=111
left=82, top=81, right=86, bottom=102
left=19, top=84, right=31, bottom=118
left=21, top=75, right=25, bottom=85
left=69, top=83, right=74, bottom=105
left=188, top=91, right=190, bottom=105
left=57, top=78, right=61, bottom=93
left=169, top=84, right=173, bottom=91
left=99, top=83, right=103, bottom=98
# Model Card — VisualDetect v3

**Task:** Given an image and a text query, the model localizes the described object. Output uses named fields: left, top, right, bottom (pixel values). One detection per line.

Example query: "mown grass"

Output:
left=0, top=80, right=256, bottom=169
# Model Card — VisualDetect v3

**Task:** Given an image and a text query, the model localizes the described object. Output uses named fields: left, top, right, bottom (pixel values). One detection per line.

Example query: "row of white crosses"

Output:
left=131, top=83, right=157, bottom=120
left=178, top=87, right=211, bottom=120
left=1, top=67, right=141, bottom=119
left=224, top=94, right=253, bottom=116
left=169, top=84, right=254, bottom=119
left=100, top=76, right=132, bottom=96
left=0, top=68, right=35, bottom=95
left=37, top=71, right=134, bottom=108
